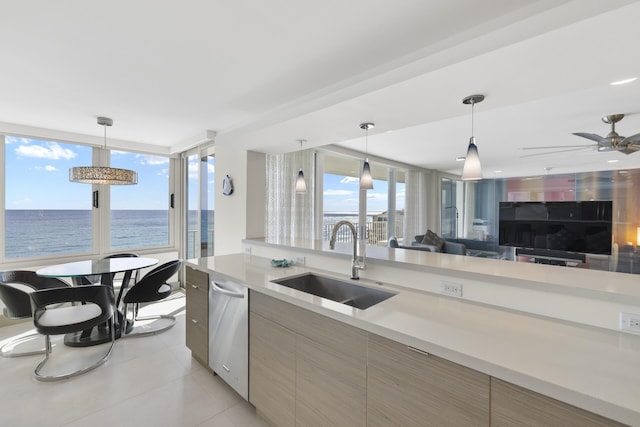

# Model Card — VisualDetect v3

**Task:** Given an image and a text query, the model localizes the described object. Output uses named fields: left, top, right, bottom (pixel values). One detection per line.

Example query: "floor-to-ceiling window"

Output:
left=185, top=147, right=215, bottom=259
left=2, top=133, right=175, bottom=263
left=110, top=151, right=171, bottom=250
left=3, top=136, right=93, bottom=259
left=320, top=151, right=407, bottom=246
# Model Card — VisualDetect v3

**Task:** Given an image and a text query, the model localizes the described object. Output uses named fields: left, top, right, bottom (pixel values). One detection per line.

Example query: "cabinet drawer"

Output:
left=186, top=266, right=209, bottom=292
left=250, top=291, right=366, bottom=362
left=491, top=378, right=625, bottom=427
left=368, top=333, right=490, bottom=427
left=186, top=314, right=208, bottom=363
left=186, top=287, right=207, bottom=321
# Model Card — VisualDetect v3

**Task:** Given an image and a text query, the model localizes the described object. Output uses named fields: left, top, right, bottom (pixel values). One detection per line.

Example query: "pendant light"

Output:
left=461, top=95, right=484, bottom=181
left=69, top=117, right=138, bottom=185
left=359, top=122, right=374, bottom=190
left=295, top=139, right=307, bottom=194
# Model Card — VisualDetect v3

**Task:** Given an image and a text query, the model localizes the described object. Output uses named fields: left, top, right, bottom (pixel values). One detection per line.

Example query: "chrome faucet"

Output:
left=329, top=220, right=365, bottom=280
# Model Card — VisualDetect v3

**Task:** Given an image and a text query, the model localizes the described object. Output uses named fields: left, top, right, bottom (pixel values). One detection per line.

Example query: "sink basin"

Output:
left=272, top=273, right=395, bottom=310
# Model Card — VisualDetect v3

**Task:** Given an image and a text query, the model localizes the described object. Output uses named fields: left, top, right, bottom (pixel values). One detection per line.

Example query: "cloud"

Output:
left=368, top=192, right=388, bottom=201
left=15, top=141, right=76, bottom=160
left=137, top=154, right=170, bottom=165
left=5, top=136, right=31, bottom=145
left=33, top=165, right=58, bottom=172
left=324, top=189, right=355, bottom=196
left=340, top=176, right=359, bottom=184
left=11, top=197, right=33, bottom=207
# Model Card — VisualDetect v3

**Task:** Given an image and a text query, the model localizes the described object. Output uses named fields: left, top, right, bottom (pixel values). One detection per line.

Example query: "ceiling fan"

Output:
left=521, top=114, right=640, bottom=157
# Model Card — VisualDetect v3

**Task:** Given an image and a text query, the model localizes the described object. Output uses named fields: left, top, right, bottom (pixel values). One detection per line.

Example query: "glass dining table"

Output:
left=37, top=257, right=158, bottom=347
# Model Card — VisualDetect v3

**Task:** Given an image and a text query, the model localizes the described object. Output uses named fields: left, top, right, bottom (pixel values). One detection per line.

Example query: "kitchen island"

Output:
left=187, top=247, right=640, bottom=426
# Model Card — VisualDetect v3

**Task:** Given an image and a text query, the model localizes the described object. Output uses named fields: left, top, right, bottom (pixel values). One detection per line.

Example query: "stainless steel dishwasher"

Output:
left=208, top=274, right=248, bottom=400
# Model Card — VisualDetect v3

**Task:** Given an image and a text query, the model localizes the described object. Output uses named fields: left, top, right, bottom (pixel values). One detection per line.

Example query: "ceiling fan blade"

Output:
left=572, top=132, right=607, bottom=143
left=520, top=144, right=593, bottom=150
left=519, top=146, right=594, bottom=158
left=621, top=132, right=640, bottom=145
left=619, top=145, right=640, bottom=155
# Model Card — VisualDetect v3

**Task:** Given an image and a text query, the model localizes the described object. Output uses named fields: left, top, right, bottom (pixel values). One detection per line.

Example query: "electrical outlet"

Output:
left=243, top=247, right=251, bottom=255
left=295, top=256, right=305, bottom=265
left=620, top=312, right=640, bottom=334
left=440, top=281, right=463, bottom=298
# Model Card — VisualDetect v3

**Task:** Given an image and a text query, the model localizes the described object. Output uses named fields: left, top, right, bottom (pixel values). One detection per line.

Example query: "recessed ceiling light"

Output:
left=455, top=156, right=465, bottom=162
left=607, top=159, right=619, bottom=163
left=610, top=77, right=637, bottom=86
left=494, top=170, right=502, bottom=173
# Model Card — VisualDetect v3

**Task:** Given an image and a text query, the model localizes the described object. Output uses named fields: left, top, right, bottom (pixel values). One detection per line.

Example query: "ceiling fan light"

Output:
left=295, top=169, right=307, bottom=194
left=360, top=160, right=374, bottom=190
left=461, top=137, right=482, bottom=181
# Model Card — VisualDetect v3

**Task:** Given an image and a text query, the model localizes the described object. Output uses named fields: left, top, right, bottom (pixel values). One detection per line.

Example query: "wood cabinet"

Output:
left=249, top=312, right=295, bottom=427
left=185, top=265, right=209, bottom=366
left=491, top=378, right=626, bottom=427
left=249, top=291, right=367, bottom=427
left=367, top=333, right=490, bottom=427
left=249, top=291, right=623, bottom=426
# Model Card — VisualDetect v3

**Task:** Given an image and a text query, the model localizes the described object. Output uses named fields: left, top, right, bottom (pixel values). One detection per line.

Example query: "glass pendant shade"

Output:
left=461, top=137, right=482, bottom=181
left=69, top=117, right=138, bottom=185
left=360, top=159, right=374, bottom=190
left=295, top=169, right=307, bottom=193
left=69, top=166, right=138, bottom=185
left=461, top=94, right=484, bottom=181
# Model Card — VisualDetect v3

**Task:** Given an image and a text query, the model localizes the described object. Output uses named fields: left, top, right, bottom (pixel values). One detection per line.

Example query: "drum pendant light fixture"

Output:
left=69, top=117, right=138, bottom=185
left=461, top=94, right=484, bottom=181
left=359, top=122, right=375, bottom=190
left=295, top=139, right=307, bottom=194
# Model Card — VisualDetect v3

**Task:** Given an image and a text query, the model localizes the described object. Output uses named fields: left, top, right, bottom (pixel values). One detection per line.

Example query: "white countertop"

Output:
left=246, top=238, right=640, bottom=303
left=188, top=254, right=640, bottom=425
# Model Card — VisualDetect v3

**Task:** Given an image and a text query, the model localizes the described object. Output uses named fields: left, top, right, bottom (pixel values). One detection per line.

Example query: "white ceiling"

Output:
left=1, top=0, right=639, bottom=177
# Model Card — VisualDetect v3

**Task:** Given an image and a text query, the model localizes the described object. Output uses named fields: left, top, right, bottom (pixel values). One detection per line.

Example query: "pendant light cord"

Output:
left=471, top=99, right=475, bottom=138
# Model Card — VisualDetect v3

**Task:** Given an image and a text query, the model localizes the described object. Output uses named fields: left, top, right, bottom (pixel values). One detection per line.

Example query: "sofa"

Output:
left=388, top=234, right=467, bottom=255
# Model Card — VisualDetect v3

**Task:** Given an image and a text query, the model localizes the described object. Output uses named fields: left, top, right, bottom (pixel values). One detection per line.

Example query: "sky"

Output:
left=323, top=173, right=405, bottom=213
left=5, top=135, right=400, bottom=213
left=6, top=136, right=172, bottom=210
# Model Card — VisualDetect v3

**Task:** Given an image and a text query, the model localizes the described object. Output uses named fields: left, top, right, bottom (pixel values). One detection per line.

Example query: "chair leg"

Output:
left=0, top=332, right=46, bottom=358
left=34, top=316, right=116, bottom=382
left=122, top=302, right=176, bottom=338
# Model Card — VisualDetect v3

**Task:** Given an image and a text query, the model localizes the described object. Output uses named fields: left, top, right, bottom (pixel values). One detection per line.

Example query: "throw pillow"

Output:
left=421, top=230, right=445, bottom=251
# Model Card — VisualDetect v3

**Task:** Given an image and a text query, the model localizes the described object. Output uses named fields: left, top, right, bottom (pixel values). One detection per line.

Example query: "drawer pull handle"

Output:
left=191, top=284, right=198, bottom=289
left=407, top=346, right=430, bottom=357
left=222, top=364, right=230, bottom=372
left=191, top=319, right=199, bottom=324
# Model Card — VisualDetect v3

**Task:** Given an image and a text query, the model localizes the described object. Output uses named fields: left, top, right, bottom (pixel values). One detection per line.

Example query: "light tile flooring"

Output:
left=0, top=292, right=267, bottom=427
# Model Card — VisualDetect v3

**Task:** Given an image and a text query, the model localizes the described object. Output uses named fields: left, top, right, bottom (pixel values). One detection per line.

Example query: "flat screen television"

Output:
left=499, top=201, right=612, bottom=261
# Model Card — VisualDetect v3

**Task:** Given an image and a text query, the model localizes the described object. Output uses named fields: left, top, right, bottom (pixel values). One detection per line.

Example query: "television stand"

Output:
left=515, top=247, right=586, bottom=266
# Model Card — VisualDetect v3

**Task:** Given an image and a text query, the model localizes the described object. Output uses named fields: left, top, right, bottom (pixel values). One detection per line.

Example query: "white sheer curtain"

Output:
left=402, top=169, right=429, bottom=244
left=266, top=150, right=315, bottom=242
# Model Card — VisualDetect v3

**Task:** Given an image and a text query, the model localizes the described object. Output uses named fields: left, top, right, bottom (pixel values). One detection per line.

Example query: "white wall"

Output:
left=214, top=146, right=266, bottom=255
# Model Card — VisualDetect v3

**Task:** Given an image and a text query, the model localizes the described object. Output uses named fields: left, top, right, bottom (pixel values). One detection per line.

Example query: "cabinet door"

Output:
left=185, top=266, right=209, bottom=365
left=367, top=334, right=490, bottom=427
left=249, top=312, right=296, bottom=427
left=296, top=335, right=367, bottom=427
left=491, top=378, right=625, bottom=427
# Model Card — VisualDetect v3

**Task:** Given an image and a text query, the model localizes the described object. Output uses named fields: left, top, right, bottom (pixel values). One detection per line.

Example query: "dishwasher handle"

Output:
left=211, top=281, right=245, bottom=298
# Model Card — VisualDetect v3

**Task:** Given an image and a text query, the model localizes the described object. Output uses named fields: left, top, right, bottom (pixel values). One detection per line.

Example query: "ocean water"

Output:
left=4, top=210, right=213, bottom=260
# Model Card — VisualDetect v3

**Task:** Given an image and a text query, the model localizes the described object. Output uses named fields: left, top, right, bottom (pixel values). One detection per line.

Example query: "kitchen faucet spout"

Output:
left=329, top=220, right=365, bottom=279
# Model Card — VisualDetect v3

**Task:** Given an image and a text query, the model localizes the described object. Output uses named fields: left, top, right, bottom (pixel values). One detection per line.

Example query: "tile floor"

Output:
left=0, top=292, right=268, bottom=427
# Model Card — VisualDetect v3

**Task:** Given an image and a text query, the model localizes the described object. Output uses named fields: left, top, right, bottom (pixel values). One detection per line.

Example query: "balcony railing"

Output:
left=322, top=220, right=403, bottom=246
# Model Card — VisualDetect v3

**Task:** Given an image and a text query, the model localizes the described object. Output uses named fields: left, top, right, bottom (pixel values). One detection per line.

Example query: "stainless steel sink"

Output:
left=272, top=273, right=395, bottom=310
